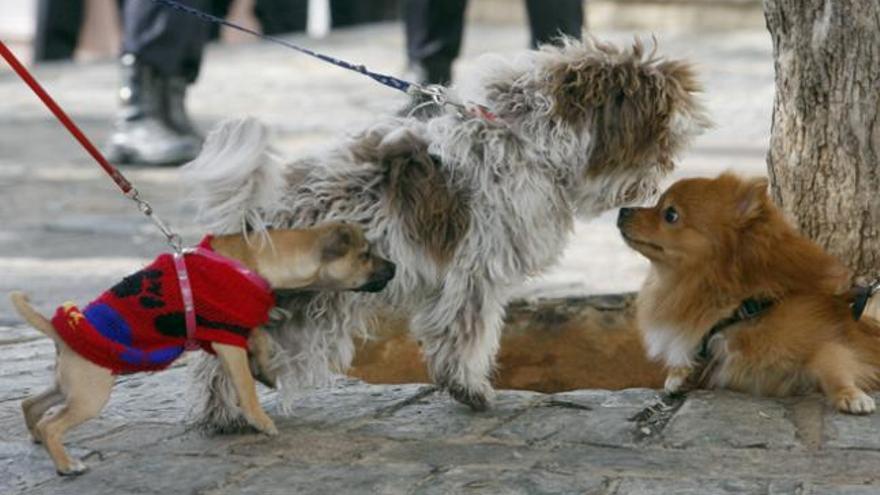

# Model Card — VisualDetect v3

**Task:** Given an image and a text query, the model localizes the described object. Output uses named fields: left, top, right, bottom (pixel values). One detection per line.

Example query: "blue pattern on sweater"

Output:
left=84, top=303, right=133, bottom=346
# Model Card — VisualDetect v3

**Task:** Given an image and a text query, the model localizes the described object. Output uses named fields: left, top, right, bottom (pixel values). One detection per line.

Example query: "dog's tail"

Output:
left=9, top=292, right=59, bottom=340
left=182, top=117, right=284, bottom=235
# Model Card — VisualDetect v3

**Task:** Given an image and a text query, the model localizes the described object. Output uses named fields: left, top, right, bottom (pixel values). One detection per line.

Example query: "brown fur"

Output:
left=547, top=40, right=704, bottom=177
left=351, top=129, right=470, bottom=265
left=619, top=173, right=880, bottom=414
left=348, top=297, right=665, bottom=392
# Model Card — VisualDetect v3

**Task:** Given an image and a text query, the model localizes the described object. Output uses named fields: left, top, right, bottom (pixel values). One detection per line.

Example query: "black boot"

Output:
left=105, top=54, right=202, bottom=166
left=162, top=76, right=202, bottom=140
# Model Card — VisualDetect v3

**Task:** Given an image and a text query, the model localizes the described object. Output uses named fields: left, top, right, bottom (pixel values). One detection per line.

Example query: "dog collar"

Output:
left=852, top=280, right=880, bottom=320
left=697, top=298, right=775, bottom=361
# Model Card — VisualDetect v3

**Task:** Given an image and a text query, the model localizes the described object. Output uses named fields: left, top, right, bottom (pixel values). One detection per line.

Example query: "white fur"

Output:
left=664, top=373, right=687, bottom=394
left=183, top=38, right=708, bottom=428
left=642, top=324, right=695, bottom=368
left=839, top=391, right=876, bottom=414
left=182, top=117, right=285, bottom=236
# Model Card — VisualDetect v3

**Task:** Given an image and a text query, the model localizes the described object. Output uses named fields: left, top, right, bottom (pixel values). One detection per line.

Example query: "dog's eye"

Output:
left=664, top=207, right=679, bottom=224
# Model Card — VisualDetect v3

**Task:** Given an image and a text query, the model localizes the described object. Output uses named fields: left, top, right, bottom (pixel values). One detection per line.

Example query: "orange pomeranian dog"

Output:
left=617, top=173, right=880, bottom=414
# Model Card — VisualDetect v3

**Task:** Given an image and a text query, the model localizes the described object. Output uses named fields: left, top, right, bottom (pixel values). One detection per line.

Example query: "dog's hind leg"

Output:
left=411, top=278, right=505, bottom=411
left=37, top=351, right=113, bottom=475
left=22, top=384, right=64, bottom=443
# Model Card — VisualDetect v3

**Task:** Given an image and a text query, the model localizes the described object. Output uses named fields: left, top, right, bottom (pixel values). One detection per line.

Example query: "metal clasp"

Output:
left=127, top=189, right=183, bottom=253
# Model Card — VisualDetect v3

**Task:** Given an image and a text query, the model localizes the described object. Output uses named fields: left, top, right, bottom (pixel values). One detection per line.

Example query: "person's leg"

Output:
left=209, top=0, right=234, bottom=40
left=404, top=0, right=468, bottom=85
left=253, top=0, right=307, bottom=36
left=33, top=0, right=85, bottom=62
left=524, top=0, right=583, bottom=48
left=107, top=0, right=209, bottom=165
left=121, top=0, right=209, bottom=82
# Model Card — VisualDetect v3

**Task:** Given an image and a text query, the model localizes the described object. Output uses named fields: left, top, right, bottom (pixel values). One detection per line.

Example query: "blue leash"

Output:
left=149, top=0, right=500, bottom=122
left=150, top=0, right=416, bottom=94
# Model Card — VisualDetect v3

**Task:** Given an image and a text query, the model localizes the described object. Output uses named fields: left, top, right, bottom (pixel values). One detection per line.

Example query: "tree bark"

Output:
left=764, top=0, right=880, bottom=277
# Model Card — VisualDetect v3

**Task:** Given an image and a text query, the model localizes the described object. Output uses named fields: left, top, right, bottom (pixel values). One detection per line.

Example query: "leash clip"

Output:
left=416, top=84, right=449, bottom=107
left=414, top=84, right=500, bottom=123
left=127, top=189, right=183, bottom=253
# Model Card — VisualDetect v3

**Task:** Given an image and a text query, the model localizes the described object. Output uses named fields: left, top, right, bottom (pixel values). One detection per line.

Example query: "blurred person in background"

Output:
left=33, top=0, right=395, bottom=165
left=104, top=0, right=210, bottom=166
left=404, top=0, right=584, bottom=85
left=33, top=0, right=96, bottom=62
left=34, top=0, right=211, bottom=165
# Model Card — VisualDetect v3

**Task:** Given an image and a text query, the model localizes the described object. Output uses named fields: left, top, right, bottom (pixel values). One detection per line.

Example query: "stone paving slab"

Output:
left=4, top=335, right=880, bottom=493
left=660, top=391, right=801, bottom=449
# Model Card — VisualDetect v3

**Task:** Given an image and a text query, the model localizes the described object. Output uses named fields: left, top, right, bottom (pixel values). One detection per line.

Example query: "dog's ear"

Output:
left=548, top=40, right=699, bottom=175
left=547, top=43, right=646, bottom=126
left=320, top=224, right=355, bottom=261
left=735, top=176, right=770, bottom=222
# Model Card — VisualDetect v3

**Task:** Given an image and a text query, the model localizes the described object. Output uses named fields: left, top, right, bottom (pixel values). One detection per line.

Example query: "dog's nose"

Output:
left=617, top=208, right=635, bottom=227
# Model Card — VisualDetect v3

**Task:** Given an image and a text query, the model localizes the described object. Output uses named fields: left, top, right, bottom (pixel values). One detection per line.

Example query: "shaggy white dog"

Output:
left=184, top=38, right=709, bottom=428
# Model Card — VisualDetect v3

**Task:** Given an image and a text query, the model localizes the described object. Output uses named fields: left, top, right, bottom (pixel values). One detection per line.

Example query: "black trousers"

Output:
left=122, top=0, right=210, bottom=82
left=34, top=0, right=209, bottom=81
left=404, top=0, right=584, bottom=84
left=34, top=0, right=89, bottom=61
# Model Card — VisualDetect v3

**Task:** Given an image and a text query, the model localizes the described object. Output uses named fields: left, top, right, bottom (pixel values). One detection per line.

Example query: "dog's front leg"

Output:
left=213, top=343, right=279, bottom=435
left=412, top=282, right=505, bottom=411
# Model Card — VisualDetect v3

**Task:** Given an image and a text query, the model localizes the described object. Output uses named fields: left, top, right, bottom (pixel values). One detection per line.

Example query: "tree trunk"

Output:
left=764, top=0, right=880, bottom=277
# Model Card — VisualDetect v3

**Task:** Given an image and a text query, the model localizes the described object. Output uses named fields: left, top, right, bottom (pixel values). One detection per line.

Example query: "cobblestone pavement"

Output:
left=3, top=343, right=880, bottom=495
left=4, top=22, right=869, bottom=495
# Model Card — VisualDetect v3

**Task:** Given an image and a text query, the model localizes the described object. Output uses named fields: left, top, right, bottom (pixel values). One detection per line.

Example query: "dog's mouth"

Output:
left=354, top=261, right=396, bottom=293
left=354, top=276, right=393, bottom=293
left=621, top=232, right=664, bottom=252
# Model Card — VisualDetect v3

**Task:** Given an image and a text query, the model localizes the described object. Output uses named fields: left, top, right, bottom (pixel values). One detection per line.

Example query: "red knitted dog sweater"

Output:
left=51, top=236, right=275, bottom=374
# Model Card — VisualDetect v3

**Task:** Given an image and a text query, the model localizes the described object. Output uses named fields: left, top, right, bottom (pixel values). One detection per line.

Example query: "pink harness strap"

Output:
left=173, top=252, right=199, bottom=351
left=172, top=241, right=273, bottom=351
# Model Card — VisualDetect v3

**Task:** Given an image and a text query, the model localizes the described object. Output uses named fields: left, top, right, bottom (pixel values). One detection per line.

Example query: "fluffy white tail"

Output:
left=182, top=117, right=284, bottom=234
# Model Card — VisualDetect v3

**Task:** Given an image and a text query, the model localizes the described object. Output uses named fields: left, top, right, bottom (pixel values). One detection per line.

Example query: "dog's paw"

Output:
left=664, top=375, right=685, bottom=395
left=246, top=413, right=279, bottom=436
left=835, top=390, right=876, bottom=415
left=57, top=459, right=88, bottom=476
left=261, top=422, right=279, bottom=436
left=446, top=382, right=493, bottom=412
left=663, top=367, right=693, bottom=395
left=664, top=375, right=688, bottom=395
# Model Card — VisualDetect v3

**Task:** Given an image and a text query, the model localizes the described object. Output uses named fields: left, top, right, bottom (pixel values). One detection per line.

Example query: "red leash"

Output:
left=0, top=40, right=204, bottom=346
left=0, top=41, right=133, bottom=195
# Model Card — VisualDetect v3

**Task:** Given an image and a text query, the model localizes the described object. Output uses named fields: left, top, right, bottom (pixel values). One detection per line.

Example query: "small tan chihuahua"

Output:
left=10, top=222, right=395, bottom=475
